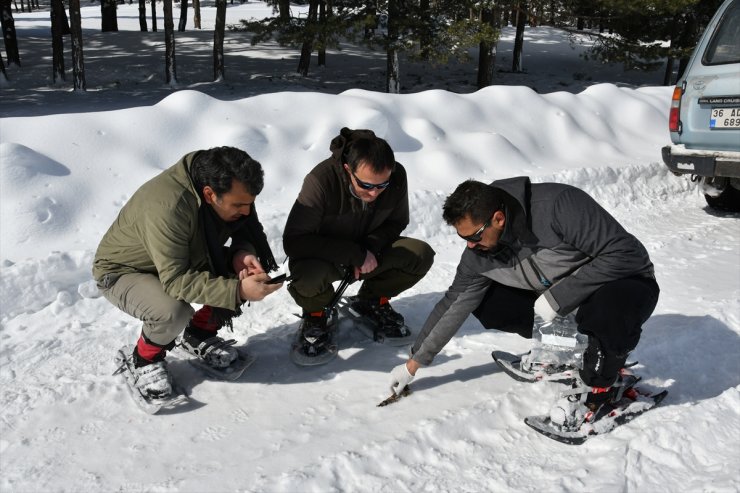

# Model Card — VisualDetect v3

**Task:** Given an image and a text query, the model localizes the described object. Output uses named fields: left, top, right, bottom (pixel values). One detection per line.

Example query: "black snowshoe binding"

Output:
left=290, top=309, right=339, bottom=366
left=113, top=345, right=188, bottom=414
left=524, top=371, right=668, bottom=445
left=177, top=327, right=256, bottom=381
left=341, top=296, right=413, bottom=346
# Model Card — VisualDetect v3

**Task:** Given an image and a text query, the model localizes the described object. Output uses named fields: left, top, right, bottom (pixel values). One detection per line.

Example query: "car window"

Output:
left=703, top=1, right=740, bottom=65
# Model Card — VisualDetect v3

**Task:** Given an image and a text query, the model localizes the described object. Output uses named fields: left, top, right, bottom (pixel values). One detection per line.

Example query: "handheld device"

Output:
left=266, top=273, right=291, bottom=284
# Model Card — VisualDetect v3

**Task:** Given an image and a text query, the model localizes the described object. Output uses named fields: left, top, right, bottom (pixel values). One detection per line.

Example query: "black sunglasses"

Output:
left=351, top=169, right=391, bottom=190
left=458, top=219, right=491, bottom=243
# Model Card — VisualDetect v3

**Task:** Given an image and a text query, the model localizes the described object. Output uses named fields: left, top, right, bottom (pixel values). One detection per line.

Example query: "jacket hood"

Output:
left=177, top=150, right=204, bottom=207
left=489, top=176, right=538, bottom=247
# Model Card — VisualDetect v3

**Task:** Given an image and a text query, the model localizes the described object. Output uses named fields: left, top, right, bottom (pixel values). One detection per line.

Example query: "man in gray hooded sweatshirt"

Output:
left=388, top=178, right=659, bottom=431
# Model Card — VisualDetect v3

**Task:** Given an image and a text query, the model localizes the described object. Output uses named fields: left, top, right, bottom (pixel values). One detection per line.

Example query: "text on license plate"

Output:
left=710, top=107, right=740, bottom=129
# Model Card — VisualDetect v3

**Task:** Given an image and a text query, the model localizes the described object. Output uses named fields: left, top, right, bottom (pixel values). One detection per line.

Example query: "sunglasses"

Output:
left=458, top=218, right=491, bottom=243
left=350, top=169, right=391, bottom=190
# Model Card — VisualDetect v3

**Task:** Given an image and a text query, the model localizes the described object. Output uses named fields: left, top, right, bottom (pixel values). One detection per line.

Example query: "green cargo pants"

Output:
left=97, top=272, right=194, bottom=346
left=287, top=237, right=435, bottom=313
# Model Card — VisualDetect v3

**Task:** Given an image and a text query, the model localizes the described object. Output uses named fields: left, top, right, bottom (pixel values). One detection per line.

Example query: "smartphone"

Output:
left=266, top=273, right=291, bottom=284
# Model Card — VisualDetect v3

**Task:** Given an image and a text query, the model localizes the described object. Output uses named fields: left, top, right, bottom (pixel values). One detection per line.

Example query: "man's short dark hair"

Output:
left=442, top=179, right=504, bottom=225
left=191, top=146, right=264, bottom=196
left=342, top=129, right=396, bottom=174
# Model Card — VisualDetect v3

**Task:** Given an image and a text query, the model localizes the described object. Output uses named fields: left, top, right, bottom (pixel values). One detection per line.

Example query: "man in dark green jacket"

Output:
left=94, top=147, right=282, bottom=399
left=283, top=128, right=435, bottom=363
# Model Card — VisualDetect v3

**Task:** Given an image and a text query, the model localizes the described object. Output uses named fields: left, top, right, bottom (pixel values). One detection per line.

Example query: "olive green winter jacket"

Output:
left=92, top=151, right=256, bottom=311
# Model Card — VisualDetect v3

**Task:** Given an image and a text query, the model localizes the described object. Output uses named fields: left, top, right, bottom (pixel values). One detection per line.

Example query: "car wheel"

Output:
left=705, top=184, right=740, bottom=212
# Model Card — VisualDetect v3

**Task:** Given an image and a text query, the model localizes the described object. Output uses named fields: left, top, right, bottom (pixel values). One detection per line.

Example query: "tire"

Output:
left=705, top=184, right=740, bottom=212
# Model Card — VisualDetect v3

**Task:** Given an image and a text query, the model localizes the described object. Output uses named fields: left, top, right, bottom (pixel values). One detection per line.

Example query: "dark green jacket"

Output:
left=92, top=151, right=256, bottom=311
left=283, top=133, right=409, bottom=267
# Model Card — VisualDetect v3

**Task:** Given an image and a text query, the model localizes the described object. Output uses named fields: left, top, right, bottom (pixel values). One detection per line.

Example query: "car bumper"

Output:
left=662, top=144, right=740, bottom=178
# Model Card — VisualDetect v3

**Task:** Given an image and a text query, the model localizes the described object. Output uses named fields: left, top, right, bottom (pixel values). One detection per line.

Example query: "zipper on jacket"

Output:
left=527, top=258, right=552, bottom=288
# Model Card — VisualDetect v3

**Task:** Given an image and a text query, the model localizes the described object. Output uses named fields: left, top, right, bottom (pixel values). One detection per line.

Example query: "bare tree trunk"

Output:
left=1, top=0, right=21, bottom=66
left=60, top=0, right=70, bottom=34
left=163, top=0, right=176, bottom=83
left=317, top=0, right=325, bottom=66
left=213, top=0, right=226, bottom=79
left=386, top=0, right=400, bottom=93
left=477, top=7, right=496, bottom=89
left=278, top=0, right=289, bottom=20
left=387, top=49, right=399, bottom=94
left=512, top=2, right=526, bottom=73
left=419, top=0, right=430, bottom=60
left=101, top=0, right=118, bottom=32
left=663, top=57, right=675, bottom=86
left=68, top=0, right=85, bottom=90
left=151, top=0, right=158, bottom=32
left=178, top=0, right=187, bottom=31
left=51, top=0, right=65, bottom=82
left=297, top=0, right=318, bottom=76
left=0, top=49, right=7, bottom=81
left=192, top=0, right=201, bottom=28
left=138, top=0, right=147, bottom=30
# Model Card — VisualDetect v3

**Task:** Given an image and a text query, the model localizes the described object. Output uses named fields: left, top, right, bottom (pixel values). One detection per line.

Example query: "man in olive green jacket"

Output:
left=283, top=128, right=435, bottom=363
left=94, top=147, right=282, bottom=398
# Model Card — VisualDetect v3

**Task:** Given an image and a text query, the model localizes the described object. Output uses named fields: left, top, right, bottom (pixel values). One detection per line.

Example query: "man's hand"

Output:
left=238, top=272, right=281, bottom=301
left=534, top=294, right=558, bottom=323
left=233, top=251, right=265, bottom=276
left=389, top=359, right=419, bottom=395
left=354, top=250, right=379, bottom=280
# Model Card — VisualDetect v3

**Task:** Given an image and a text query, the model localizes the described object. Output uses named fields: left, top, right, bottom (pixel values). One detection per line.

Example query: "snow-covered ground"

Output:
left=1, top=3, right=739, bottom=492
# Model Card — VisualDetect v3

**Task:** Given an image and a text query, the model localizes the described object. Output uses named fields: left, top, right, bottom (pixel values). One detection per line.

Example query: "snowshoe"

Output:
left=290, top=309, right=339, bottom=366
left=113, top=345, right=188, bottom=414
left=338, top=296, right=413, bottom=346
left=492, top=350, right=579, bottom=383
left=524, top=374, right=668, bottom=445
left=492, top=350, right=638, bottom=384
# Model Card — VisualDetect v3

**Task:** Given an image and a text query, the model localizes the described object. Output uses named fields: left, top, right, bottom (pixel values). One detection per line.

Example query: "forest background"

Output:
left=0, top=0, right=725, bottom=106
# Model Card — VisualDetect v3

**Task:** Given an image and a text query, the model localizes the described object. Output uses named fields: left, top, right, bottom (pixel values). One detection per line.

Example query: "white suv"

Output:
left=661, top=0, right=740, bottom=211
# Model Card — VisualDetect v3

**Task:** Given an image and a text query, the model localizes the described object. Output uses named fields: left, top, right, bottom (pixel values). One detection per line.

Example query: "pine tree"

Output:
left=69, top=0, right=86, bottom=90
left=1, top=0, right=20, bottom=66
left=164, top=0, right=177, bottom=83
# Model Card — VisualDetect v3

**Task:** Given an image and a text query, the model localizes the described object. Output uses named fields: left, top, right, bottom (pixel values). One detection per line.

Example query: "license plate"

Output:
left=710, top=107, right=740, bottom=129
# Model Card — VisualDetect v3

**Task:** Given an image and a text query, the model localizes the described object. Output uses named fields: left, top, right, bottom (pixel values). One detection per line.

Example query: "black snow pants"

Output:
left=472, top=276, right=660, bottom=388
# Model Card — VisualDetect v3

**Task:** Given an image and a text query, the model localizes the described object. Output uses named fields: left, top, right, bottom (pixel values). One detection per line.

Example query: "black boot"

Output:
left=579, top=338, right=630, bottom=388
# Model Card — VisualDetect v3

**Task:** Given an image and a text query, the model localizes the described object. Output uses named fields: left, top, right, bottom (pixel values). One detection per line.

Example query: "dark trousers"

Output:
left=473, top=276, right=660, bottom=387
left=288, top=237, right=435, bottom=313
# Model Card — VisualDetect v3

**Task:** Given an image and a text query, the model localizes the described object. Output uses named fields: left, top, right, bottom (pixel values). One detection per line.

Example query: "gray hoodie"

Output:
left=411, top=176, right=655, bottom=366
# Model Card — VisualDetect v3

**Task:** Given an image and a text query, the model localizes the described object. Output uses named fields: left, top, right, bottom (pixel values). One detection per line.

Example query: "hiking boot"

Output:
left=180, top=325, right=238, bottom=368
left=298, top=311, right=332, bottom=357
left=131, top=346, right=172, bottom=399
left=349, top=297, right=405, bottom=332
